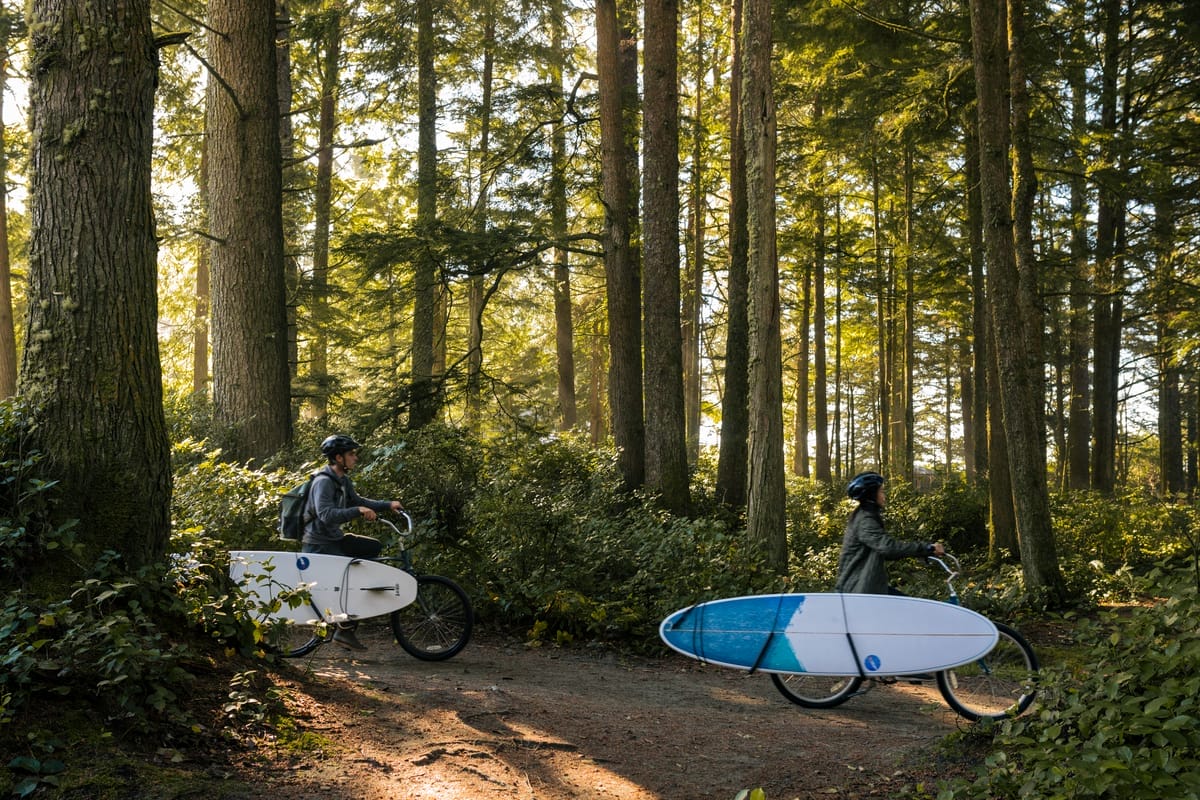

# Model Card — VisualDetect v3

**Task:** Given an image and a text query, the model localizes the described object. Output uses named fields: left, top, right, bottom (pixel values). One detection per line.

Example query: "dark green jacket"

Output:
left=832, top=503, right=931, bottom=594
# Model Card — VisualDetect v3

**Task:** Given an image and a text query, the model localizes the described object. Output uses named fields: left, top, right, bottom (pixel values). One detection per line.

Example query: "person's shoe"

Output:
left=332, top=627, right=367, bottom=651
left=905, top=672, right=936, bottom=683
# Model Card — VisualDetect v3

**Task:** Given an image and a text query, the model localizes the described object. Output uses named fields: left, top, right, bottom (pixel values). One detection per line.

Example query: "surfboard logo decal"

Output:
left=296, top=556, right=311, bottom=571
left=863, top=654, right=882, bottom=672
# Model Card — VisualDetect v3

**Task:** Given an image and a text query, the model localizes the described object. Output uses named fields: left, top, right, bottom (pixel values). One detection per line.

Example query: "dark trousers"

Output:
left=302, top=532, right=382, bottom=559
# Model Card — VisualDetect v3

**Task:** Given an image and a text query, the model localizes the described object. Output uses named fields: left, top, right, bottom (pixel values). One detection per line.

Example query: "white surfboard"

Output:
left=660, top=593, right=999, bottom=676
left=230, top=551, right=419, bottom=624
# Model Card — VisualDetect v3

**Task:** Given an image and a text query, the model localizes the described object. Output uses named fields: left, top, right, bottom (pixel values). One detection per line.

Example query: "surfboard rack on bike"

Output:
left=231, top=511, right=473, bottom=662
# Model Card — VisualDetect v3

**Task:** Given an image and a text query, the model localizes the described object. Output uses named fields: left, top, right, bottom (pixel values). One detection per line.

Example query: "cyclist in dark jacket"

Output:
left=301, top=434, right=404, bottom=650
left=833, top=472, right=943, bottom=595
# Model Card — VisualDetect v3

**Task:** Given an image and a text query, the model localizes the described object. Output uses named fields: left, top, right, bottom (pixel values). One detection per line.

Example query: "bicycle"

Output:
left=770, top=554, right=1039, bottom=722
left=268, top=512, right=473, bottom=662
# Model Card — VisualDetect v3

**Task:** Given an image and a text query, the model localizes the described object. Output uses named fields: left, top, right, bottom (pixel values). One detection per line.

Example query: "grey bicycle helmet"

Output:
left=320, top=434, right=361, bottom=460
left=846, top=471, right=885, bottom=501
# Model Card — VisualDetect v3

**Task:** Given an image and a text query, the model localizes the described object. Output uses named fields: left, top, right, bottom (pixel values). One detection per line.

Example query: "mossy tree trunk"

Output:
left=22, top=0, right=171, bottom=569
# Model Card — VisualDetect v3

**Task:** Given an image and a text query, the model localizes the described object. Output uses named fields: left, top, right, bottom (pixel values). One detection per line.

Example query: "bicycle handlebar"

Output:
left=374, top=510, right=414, bottom=539
left=926, top=552, right=962, bottom=600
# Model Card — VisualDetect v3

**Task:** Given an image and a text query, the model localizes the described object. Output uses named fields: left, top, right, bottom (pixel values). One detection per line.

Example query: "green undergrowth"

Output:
left=934, top=564, right=1200, bottom=800
left=4, top=407, right=1200, bottom=797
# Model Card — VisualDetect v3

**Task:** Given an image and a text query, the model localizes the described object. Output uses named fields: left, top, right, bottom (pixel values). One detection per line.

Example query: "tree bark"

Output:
left=0, top=21, right=16, bottom=398
left=1154, top=194, right=1184, bottom=496
left=964, top=116, right=989, bottom=483
left=682, top=0, right=707, bottom=463
left=642, top=0, right=690, bottom=512
left=549, top=0, right=577, bottom=431
left=277, top=0, right=299, bottom=414
left=715, top=0, right=749, bottom=507
left=813, top=172, right=830, bottom=483
left=468, top=5, right=495, bottom=424
left=742, top=0, right=787, bottom=573
left=207, top=0, right=292, bottom=461
left=23, top=0, right=171, bottom=567
left=1066, top=39, right=1091, bottom=490
left=596, top=0, right=644, bottom=488
left=308, top=7, right=340, bottom=421
left=1089, top=0, right=1126, bottom=493
left=970, top=0, right=1063, bottom=595
left=794, top=260, right=809, bottom=477
left=409, top=0, right=440, bottom=429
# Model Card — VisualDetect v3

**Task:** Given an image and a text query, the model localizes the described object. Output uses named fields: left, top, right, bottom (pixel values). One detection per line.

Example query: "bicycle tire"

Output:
left=771, top=673, right=864, bottom=709
left=390, top=574, right=473, bottom=661
left=937, top=621, right=1038, bottom=722
left=264, top=619, right=329, bottom=658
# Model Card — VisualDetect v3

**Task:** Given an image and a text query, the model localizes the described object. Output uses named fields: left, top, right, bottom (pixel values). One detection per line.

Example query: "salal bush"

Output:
left=941, top=566, right=1200, bottom=800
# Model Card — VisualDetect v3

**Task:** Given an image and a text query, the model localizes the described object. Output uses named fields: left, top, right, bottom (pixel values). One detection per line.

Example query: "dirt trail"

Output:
left=249, top=625, right=967, bottom=800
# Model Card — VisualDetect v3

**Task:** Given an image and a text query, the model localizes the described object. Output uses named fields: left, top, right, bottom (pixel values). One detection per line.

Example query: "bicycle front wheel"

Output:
left=390, top=575, right=473, bottom=661
left=937, top=621, right=1038, bottom=722
left=771, top=673, right=864, bottom=709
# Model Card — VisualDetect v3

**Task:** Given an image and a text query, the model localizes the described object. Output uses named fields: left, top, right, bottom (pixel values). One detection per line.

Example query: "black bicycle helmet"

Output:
left=320, top=434, right=362, bottom=460
left=846, top=471, right=885, bottom=502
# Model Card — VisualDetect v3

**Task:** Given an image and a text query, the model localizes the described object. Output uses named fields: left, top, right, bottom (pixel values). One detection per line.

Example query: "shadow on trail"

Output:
left=261, top=625, right=960, bottom=800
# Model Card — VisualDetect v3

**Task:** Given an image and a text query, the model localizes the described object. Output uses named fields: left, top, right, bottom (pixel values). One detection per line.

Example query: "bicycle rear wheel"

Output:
left=937, top=622, right=1038, bottom=722
left=265, top=619, right=329, bottom=658
left=771, top=673, right=864, bottom=709
left=390, top=575, right=473, bottom=661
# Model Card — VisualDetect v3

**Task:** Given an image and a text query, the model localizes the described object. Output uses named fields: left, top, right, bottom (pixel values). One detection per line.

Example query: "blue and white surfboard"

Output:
left=660, top=593, right=998, bottom=677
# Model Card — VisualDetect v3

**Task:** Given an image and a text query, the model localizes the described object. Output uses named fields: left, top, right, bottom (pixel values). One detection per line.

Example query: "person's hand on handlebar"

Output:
left=929, top=542, right=945, bottom=556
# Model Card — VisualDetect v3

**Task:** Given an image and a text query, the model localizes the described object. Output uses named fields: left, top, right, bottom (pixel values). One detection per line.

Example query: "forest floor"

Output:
left=223, top=624, right=991, bottom=800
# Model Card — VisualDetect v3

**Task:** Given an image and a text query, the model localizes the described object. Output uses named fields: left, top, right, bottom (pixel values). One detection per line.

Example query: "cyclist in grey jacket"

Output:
left=833, top=472, right=943, bottom=595
left=301, top=434, right=403, bottom=650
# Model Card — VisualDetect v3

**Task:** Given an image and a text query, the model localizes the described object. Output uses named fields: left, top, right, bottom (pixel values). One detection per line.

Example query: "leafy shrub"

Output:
left=0, top=398, right=78, bottom=589
left=783, top=476, right=844, bottom=560
left=939, top=566, right=1200, bottom=800
left=171, top=439, right=301, bottom=552
left=1051, top=489, right=1195, bottom=568
left=2, top=557, right=195, bottom=734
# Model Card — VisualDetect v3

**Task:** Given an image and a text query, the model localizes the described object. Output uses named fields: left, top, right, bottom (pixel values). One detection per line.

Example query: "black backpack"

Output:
left=277, top=472, right=331, bottom=541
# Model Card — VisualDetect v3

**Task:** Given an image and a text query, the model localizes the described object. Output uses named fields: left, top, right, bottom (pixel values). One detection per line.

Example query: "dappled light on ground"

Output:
left=252, top=636, right=961, bottom=798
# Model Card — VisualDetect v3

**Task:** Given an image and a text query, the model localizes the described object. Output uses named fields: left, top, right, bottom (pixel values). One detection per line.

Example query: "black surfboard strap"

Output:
left=839, top=592, right=869, bottom=679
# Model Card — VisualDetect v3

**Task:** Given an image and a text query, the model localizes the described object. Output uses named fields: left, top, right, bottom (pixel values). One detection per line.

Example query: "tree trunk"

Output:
left=308, top=7, right=340, bottom=421
left=1066, top=42, right=1091, bottom=490
left=743, top=0, right=787, bottom=573
left=468, top=6, right=495, bottom=424
left=207, top=0, right=292, bottom=462
left=22, top=0, right=171, bottom=567
left=813, top=174, right=830, bottom=483
left=871, top=154, right=887, bottom=468
left=794, top=261, right=809, bottom=477
left=899, top=144, right=914, bottom=481
left=987, top=321, right=1018, bottom=560
left=964, top=121, right=989, bottom=483
left=194, top=142, right=210, bottom=398
left=0, top=23, right=17, bottom=398
left=1154, top=194, right=1184, bottom=496
left=597, top=0, right=644, bottom=488
left=716, top=0, right=749, bottom=507
left=971, top=0, right=1063, bottom=596
left=409, top=0, right=440, bottom=429
left=1089, top=0, right=1126, bottom=493
left=549, top=0, right=577, bottom=431
left=642, top=0, right=689, bottom=513
left=1008, top=0, right=1043, bottom=442
left=277, top=0, right=299, bottom=415
left=682, top=1, right=706, bottom=463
